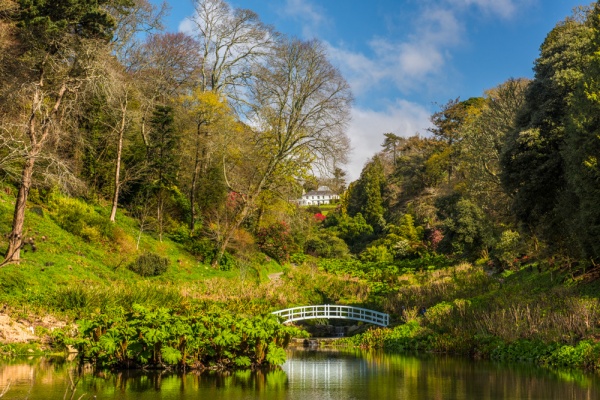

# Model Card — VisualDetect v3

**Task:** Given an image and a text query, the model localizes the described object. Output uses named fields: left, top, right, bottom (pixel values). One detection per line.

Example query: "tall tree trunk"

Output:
left=157, top=189, right=164, bottom=242
left=110, top=100, right=128, bottom=222
left=4, top=157, right=35, bottom=263
left=2, top=81, right=67, bottom=265
left=189, top=125, right=202, bottom=231
left=189, top=148, right=200, bottom=232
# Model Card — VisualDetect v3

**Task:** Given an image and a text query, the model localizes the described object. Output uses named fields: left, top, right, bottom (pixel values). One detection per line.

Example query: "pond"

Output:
left=1, top=348, right=598, bottom=399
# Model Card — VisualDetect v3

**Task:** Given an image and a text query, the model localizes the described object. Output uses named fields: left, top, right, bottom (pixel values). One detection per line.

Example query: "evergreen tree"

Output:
left=500, top=11, right=592, bottom=250
left=347, top=156, right=386, bottom=232
left=147, top=105, right=180, bottom=240
left=563, top=4, right=600, bottom=259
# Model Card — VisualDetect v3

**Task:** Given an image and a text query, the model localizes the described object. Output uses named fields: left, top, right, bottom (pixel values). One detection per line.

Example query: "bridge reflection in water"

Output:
left=283, top=352, right=362, bottom=391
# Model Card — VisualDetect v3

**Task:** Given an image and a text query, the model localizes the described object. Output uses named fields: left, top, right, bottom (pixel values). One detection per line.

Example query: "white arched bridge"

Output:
left=272, top=305, right=389, bottom=327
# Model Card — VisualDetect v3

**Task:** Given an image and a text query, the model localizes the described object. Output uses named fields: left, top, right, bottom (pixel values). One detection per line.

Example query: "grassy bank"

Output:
left=331, top=262, right=600, bottom=372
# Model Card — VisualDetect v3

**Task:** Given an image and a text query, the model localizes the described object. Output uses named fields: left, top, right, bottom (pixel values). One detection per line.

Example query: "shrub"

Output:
left=305, top=234, right=350, bottom=259
left=289, top=252, right=307, bottom=264
left=314, top=213, right=326, bottom=222
left=49, top=196, right=114, bottom=242
left=187, top=238, right=215, bottom=261
left=493, top=230, right=523, bottom=269
left=127, top=253, right=169, bottom=277
left=169, top=224, right=192, bottom=244
left=360, top=245, right=394, bottom=263
left=256, top=221, right=293, bottom=263
left=305, top=205, right=322, bottom=214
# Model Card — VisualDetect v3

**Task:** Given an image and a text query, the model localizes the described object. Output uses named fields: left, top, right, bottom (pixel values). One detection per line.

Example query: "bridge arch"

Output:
left=272, top=305, right=389, bottom=327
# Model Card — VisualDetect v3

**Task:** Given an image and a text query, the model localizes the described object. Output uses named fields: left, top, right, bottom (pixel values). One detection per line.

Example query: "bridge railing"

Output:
left=272, top=305, right=389, bottom=327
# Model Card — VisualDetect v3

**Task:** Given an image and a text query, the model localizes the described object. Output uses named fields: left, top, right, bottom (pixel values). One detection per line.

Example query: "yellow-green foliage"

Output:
left=48, top=195, right=114, bottom=242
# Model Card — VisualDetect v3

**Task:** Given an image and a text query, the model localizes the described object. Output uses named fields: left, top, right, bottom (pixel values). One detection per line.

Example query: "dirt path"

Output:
left=268, top=272, right=284, bottom=283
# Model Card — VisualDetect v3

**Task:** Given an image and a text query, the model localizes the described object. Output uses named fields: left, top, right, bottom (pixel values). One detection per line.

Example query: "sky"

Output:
left=153, top=0, right=586, bottom=181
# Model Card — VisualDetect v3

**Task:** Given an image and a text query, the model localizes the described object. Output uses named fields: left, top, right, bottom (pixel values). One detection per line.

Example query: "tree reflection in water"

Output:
left=0, top=350, right=599, bottom=399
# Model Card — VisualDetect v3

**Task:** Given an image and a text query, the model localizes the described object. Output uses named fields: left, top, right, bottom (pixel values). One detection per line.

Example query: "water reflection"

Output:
left=0, top=349, right=598, bottom=399
left=284, top=349, right=600, bottom=400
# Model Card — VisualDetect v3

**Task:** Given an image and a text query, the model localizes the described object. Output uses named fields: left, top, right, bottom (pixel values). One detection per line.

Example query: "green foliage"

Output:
left=16, top=0, right=118, bottom=47
left=325, top=212, right=373, bottom=253
left=49, top=195, right=115, bottom=242
left=346, top=156, right=386, bottom=232
left=562, top=5, right=600, bottom=260
left=256, top=221, right=293, bottom=263
left=187, top=237, right=216, bottom=260
left=436, top=196, right=492, bottom=257
left=493, top=230, right=523, bottom=269
left=196, top=164, right=228, bottom=216
left=341, top=321, right=430, bottom=352
left=393, top=136, right=446, bottom=201
left=127, top=253, right=169, bottom=277
left=148, top=105, right=179, bottom=189
left=472, top=337, right=600, bottom=371
left=305, top=233, right=350, bottom=259
left=289, top=252, right=307, bottom=264
left=181, top=237, right=235, bottom=271
left=500, top=13, right=592, bottom=250
left=360, top=245, right=393, bottom=263
left=304, top=205, right=322, bottom=214
left=70, top=304, right=306, bottom=370
left=317, top=255, right=453, bottom=300
left=368, top=214, right=425, bottom=259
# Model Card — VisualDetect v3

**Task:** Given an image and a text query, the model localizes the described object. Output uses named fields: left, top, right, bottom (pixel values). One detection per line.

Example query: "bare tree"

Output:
left=209, top=38, right=352, bottom=267
left=191, top=0, right=276, bottom=100
left=109, top=0, right=168, bottom=65
left=130, top=32, right=201, bottom=151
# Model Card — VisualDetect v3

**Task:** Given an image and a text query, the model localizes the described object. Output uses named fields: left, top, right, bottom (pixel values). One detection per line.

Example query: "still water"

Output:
left=1, top=349, right=599, bottom=399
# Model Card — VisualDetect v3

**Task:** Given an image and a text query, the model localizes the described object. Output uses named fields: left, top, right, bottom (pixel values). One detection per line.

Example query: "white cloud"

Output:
left=328, top=6, right=463, bottom=96
left=345, top=101, right=432, bottom=181
left=178, top=18, right=195, bottom=35
left=446, top=0, right=522, bottom=19
left=325, top=44, right=383, bottom=95
left=278, top=0, right=330, bottom=39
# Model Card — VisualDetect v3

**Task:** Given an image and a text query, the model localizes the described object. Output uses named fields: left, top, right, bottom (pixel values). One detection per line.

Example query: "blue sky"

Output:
left=154, top=0, right=585, bottom=180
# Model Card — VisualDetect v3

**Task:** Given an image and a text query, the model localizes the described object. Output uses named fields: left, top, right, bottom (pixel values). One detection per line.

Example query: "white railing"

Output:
left=272, top=305, right=389, bottom=327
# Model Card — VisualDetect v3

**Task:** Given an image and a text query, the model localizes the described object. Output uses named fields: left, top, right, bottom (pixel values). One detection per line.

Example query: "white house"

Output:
left=296, top=186, right=339, bottom=206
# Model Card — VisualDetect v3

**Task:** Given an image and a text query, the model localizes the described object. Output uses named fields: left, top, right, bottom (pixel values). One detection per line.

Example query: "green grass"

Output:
left=319, top=204, right=337, bottom=216
left=0, top=186, right=283, bottom=317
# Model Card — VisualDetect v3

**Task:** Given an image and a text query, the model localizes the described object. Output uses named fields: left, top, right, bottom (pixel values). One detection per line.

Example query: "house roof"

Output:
left=304, top=186, right=336, bottom=196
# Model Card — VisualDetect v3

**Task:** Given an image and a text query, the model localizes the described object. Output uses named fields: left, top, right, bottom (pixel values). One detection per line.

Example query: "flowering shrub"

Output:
left=256, top=221, right=293, bottom=263
left=226, top=191, right=244, bottom=208
left=428, top=228, right=444, bottom=252
left=314, top=213, right=326, bottom=222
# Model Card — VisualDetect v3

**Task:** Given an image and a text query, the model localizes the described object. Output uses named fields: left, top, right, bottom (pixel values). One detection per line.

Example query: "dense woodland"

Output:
left=343, top=3, right=600, bottom=272
left=2, top=0, right=600, bottom=275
